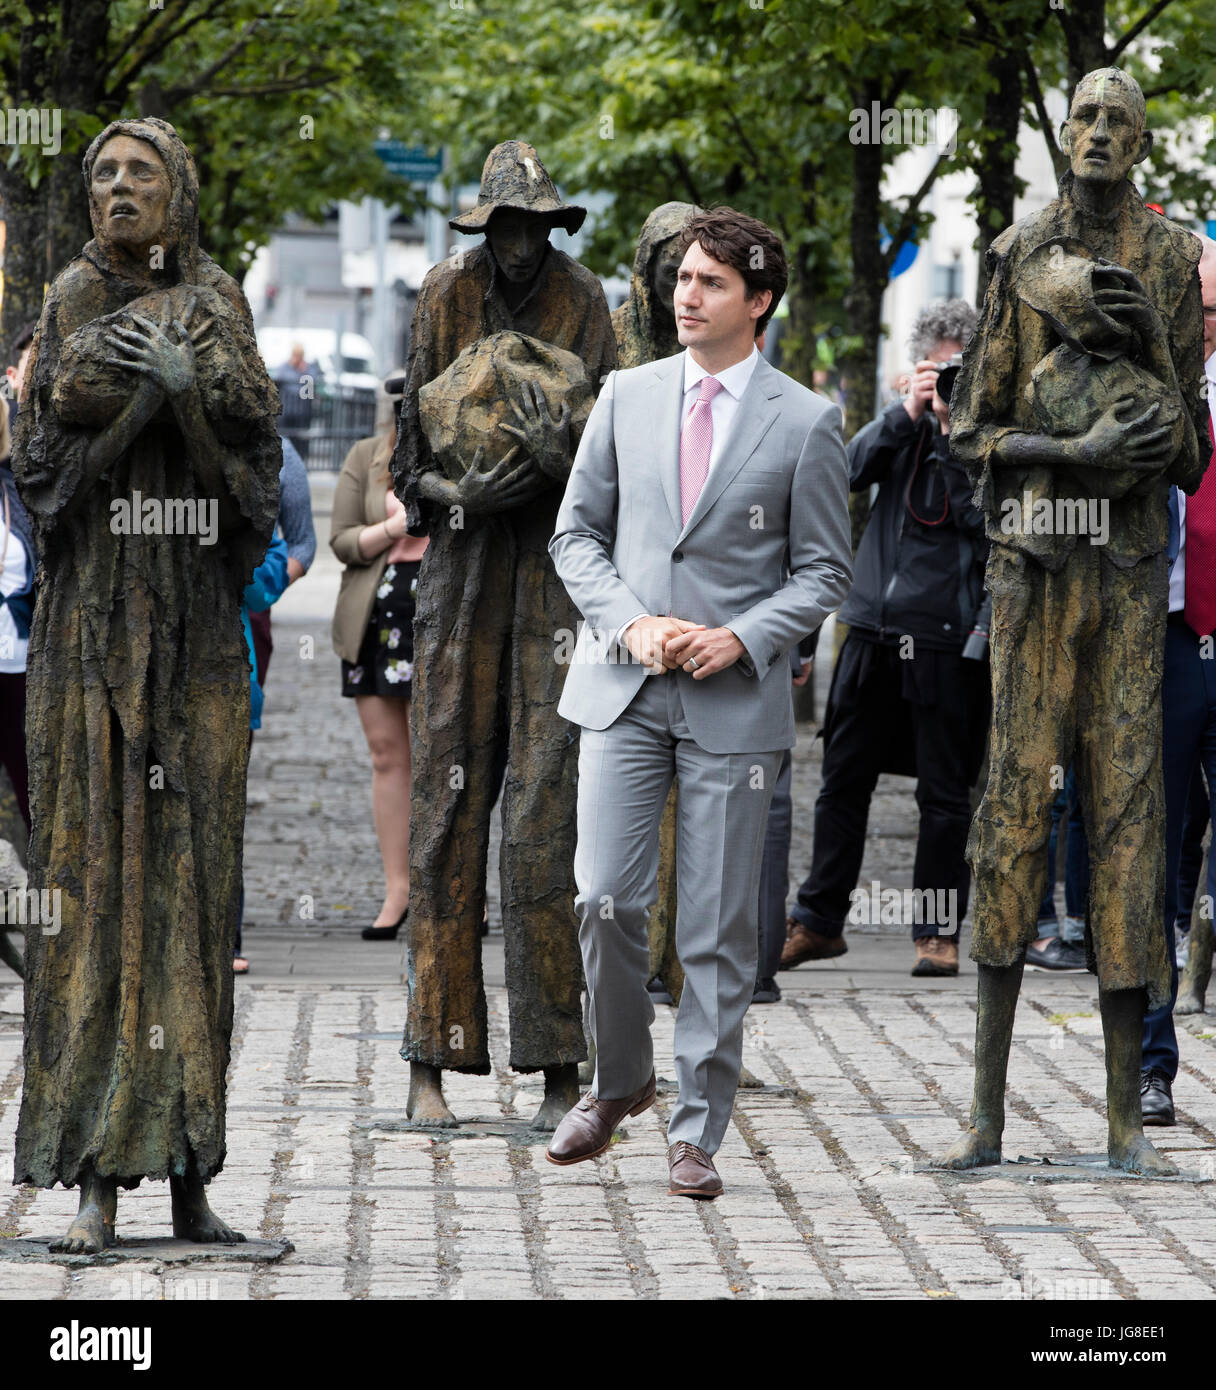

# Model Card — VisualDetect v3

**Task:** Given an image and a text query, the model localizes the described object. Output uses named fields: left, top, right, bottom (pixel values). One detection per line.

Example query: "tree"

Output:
left=0, top=0, right=431, bottom=348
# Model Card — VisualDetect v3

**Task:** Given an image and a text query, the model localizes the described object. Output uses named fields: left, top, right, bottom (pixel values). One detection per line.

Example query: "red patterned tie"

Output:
left=1185, top=416, right=1216, bottom=639
left=680, top=375, right=725, bottom=526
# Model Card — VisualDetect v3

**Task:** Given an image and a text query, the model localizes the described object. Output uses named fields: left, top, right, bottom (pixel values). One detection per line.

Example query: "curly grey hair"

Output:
left=908, top=298, right=978, bottom=363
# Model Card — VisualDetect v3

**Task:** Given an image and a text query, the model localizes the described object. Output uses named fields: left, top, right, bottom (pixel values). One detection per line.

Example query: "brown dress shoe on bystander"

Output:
left=780, top=919, right=847, bottom=968
left=545, top=1073, right=656, bottom=1165
left=667, top=1141, right=723, bottom=1199
left=911, top=935, right=959, bottom=976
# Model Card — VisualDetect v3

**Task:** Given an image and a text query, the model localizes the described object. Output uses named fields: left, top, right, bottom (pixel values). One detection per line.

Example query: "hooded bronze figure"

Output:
left=12, top=117, right=280, bottom=1250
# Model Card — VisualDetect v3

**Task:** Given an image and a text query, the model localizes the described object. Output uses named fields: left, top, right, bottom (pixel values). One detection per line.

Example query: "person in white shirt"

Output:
left=0, top=399, right=34, bottom=835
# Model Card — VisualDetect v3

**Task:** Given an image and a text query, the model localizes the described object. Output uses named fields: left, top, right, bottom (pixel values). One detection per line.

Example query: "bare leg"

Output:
left=355, top=695, right=412, bottom=926
left=1176, top=914, right=1213, bottom=1015
left=937, top=958, right=1024, bottom=1168
left=531, top=1063, right=579, bottom=1131
left=50, top=1166, right=117, bottom=1253
left=170, top=1163, right=245, bottom=1243
left=1102, top=988, right=1178, bottom=1176
left=406, top=1061, right=457, bottom=1126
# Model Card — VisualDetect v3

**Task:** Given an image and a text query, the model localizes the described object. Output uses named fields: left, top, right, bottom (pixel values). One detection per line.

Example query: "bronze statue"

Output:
left=392, top=141, right=617, bottom=1129
left=612, top=201, right=699, bottom=370
left=942, top=69, right=1210, bottom=1175
left=11, top=117, right=280, bottom=1250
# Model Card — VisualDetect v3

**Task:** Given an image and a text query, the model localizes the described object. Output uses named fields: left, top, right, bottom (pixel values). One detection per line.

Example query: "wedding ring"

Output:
left=688, top=657, right=699, bottom=670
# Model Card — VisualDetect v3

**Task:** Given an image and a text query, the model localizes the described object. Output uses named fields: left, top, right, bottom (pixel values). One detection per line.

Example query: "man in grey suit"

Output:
left=545, top=207, right=853, bottom=1197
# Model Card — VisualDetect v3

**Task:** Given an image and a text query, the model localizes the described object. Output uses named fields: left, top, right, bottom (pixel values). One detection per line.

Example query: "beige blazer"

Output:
left=330, top=434, right=402, bottom=664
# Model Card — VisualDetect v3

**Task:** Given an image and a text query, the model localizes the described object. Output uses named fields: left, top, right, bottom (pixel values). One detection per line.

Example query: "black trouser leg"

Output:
left=789, top=637, right=893, bottom=938
left=908, top=651, right=984, bottom=942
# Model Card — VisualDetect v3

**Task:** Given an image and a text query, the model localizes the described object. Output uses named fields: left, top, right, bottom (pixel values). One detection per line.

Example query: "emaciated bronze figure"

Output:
left=12, top=118, right=280, bottom=1250
left=392, top=141, right=617, bottom=1129
left=942, top=69, right=1210, bottom=1175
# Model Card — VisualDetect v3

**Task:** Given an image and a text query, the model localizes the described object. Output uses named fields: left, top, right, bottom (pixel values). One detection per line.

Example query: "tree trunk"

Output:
left=843, top=83, right=886, bottom=551
left=1057, top=0, right=1109, bottom=90
left=0, top=173, right=49, bottom=351
left=774, top=161, right=822, bottom=390
left=1, top=0, right=110, bottom=348
left=973, top=45, right=1023, bottom=304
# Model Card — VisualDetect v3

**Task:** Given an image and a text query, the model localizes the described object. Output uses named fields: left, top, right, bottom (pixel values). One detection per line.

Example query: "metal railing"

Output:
left=282, top=389, right=378, bottom=472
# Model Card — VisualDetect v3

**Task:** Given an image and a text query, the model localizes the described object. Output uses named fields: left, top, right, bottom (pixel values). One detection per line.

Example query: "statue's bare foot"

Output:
left=935, top=1125, right=1002, bottom=1170
left=577, top=1059, right=595, bottom=1085
left=1109, top=1133, right=1178, bottom=1177
left=406, top=1062, right=457, bottom=1127
left=49, top=1205, right=114, bottom=1255
left=531, top=1063, right=580, bottom=1131
left=170, top=1174, right=245, bottom=1243
left=1174, top=988, right=1205, bottom=1016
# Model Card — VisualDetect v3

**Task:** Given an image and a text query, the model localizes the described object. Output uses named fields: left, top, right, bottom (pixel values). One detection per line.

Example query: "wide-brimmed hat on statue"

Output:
left=448, top=140, right=586, bottom=235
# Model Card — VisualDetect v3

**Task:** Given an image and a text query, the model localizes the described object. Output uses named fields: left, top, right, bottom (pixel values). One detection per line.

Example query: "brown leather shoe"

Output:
left=911, top=935, right=959, bottom=976
left=667, top=1141, right=723, bottom=1199
left=545, top=1073, right=656, bottom=1166
left=780, top=919, right=847, bottom=968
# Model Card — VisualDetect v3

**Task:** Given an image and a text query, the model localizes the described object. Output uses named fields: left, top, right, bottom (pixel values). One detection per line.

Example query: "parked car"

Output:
left=257, top=327, right=379, bottom=470
left=256, top=327, right=379, bottom=397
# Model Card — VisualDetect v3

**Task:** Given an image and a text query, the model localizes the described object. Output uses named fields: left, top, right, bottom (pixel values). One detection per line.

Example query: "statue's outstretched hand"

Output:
left=499, top=380, right=571, bottom=481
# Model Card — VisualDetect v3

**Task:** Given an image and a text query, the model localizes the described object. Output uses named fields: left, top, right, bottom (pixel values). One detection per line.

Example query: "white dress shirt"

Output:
left=0, top=517, right=29, bottom=673
left=1169, top=351, right=1216, bottom=613
left=616, top=346, right=762, bottom=648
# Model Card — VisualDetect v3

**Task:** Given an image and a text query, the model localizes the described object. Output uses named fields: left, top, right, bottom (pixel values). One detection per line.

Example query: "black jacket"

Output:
left=837, top=401, right=987, bottom=652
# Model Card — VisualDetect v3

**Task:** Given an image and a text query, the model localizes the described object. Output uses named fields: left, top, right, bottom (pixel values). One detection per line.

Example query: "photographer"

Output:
left=781, top=300, right=991, bottom=977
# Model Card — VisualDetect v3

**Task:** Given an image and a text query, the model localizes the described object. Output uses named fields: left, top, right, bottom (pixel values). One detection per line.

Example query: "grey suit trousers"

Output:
left=575, top=671, right=782, bottom=1154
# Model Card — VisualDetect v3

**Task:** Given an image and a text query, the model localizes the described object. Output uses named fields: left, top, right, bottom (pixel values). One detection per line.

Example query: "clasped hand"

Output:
left=1093, top=265, right=1162, bottom=342
left=106, top=294, right=215, bottom=398
left=1076, top=394, right=1173, bottom=473
left=625, top=617, right=745, bottom=678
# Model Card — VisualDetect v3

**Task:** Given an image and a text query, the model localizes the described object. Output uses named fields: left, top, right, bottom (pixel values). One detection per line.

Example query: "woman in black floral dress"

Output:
left=330, top=388, right=428, bottom=940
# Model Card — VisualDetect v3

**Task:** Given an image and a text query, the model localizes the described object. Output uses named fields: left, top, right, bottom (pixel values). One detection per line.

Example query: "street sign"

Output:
left=374, top=142, right=443, bottom=182
left=879, top=224, right=919, bottom=280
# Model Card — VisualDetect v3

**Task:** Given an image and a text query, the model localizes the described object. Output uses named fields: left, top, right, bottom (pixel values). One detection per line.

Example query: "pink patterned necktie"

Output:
left=680, top=375, right=725, bottom=525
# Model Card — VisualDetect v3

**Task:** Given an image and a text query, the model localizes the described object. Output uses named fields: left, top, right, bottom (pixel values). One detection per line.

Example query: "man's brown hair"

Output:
left=677, top=206, right=788, bottom=337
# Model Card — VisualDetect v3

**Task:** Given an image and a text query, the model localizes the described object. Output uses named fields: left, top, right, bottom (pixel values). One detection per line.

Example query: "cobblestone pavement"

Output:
left=3, top=482, right=1216, bottom=1301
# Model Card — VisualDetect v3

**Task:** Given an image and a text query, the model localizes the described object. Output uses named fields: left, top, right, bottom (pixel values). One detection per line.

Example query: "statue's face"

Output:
left=91, top=135, right=171, bottom=253
left=1063, top=78, right=1147, bottom=187
left=649, top=238, right=684, bottom=319
left=486, top=208, right=552, bottom=284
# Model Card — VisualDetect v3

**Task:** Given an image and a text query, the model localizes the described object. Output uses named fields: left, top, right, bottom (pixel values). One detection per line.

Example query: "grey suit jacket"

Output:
left=549, top=351, right=853, bottom=754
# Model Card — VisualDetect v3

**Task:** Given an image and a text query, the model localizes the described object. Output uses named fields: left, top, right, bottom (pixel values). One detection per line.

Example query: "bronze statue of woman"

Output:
left=11, top=117, right=280, bottom=1251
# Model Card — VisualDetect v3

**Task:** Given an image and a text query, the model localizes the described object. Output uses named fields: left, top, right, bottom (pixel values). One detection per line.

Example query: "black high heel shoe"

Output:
left=362, top=905, right=408, bottom=941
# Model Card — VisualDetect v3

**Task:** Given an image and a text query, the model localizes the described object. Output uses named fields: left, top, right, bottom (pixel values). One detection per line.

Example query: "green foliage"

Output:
left=0, top=0, right=435, bottom=276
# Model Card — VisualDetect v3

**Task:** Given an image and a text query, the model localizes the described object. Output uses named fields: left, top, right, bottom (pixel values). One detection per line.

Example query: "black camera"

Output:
left=934, top=352, right=964, bottom=408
